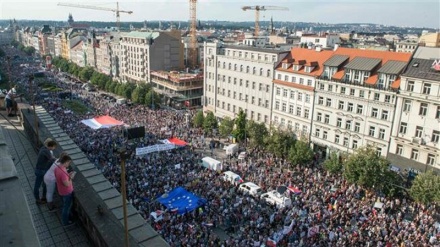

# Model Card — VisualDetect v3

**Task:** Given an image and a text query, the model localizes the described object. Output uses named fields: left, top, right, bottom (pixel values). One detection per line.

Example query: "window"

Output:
left=407, top=81, right=414, bottom=91
left=246, top=80, right=249, bottom=88
left=337, top=118, right=342, bottom=127
left=324, top=114, right=330, bottom=124
left=228, top=90, right=231, bottom=97
left=290, top=90, right=295, bottom=99
left=295, top=123, right=300, bottom=131
left=319, top=83, right=324, bottom=90
left=374, top=93, right=380, bottom=101
left=357, top=105, right=363, bottom=114
left=415, top=126, right=423, bottom=138
left=381, top=110, right=389, bottom=120
left=354, top=122, right=360, bottom=132
left=246, top=66, right=250, bottom=73
left=399, top=122, right=407, bottom=134
left=341, top=87, right=346, bottom=94
left=323, top=131, right=328, bottom=140
left=328, top=84, right=333, bottom=92
left=419, top=103, right=428, bottom=116
left=318, top=97, right=324, bottom=105
left=335, top=135, right=340, bottom=143
left=307, top=79, right=312, bottom=86
left=259, top=83, right=262, bottom=91
left=359, top=90, right=365, bottom=98
left=403, top=99, right=411, bottom=112
left=385, top=95, right=391, bottom=103
left=369, top=126, right=376, bottom=137
left=298, top=93, right=302, bottom=101
left=427, top=154, right=436, bottom=165
left=296, top=107, right=302, bottom=116
left=280, top=118, right=285, bottom=126
left=423, top=83, right=431, bottom=95
left=267, top=69, right=271, bottom=77
left=292, top=76, right=296, bottom=83
left=317, top=112, right=322, bottom=122
left=253, top=67, right=256, bottom=74
left=411, top=149, right=419, bottom=160
left=260, top=68, right=263, bottom=76
left=396, top=144, right=403, bottom=155
left=276, top=87, right=280, bottom=95
left=379, top=128, right=385, bottom=139
left=240, top=79, right=243, bottom=86
left=436, top=106, right=440, bottom=119
left=304, top=109, right=309, bottom=118
left=240, top=65, right=243, bottom=72
left=338, top=101, right=345, bottom=110
left=275, top=101, right=280, bottom=110
left=346, top=120, right=352, bottom=130
left=274, top=116, right=278, bottom=124
left=287, top=121, right=292, bottom=129
left=352, top=140, right=358, bottom=149
left=299, top=78, right=304, bottom=84
left=431, top=130, right=440, bottom=143
left=283, top=89, right=288, bottom=97
left=347, top=103, right=354, bottom=112
left=343, top=137, right=349, bottom=147
left=289, top=105, right=294, bottom=114
left=284, top=75, right=289, bottom=81
left=371, top=108, right=378, bottom=118
left=282, top=103, right=286, bottom=112
left=305, top=94, right=310, bottom=103
left=252, top=82, right=256, bottom=89
left=326, top=98, right=332, bottom=107
left=350, top=89, right=355, bottom=96
left=376, top=147, right=382, bottom=156
left=234, top=78, right=237, bottom=85
left=265, top=100, right=269, bottom=108
left=258, top=98, right=262, bottom=106
left=251, top=96, right=255, bottom=104
left=239, top=93, right=242, bottom=100
left=315, top=128, right=320, bottom=137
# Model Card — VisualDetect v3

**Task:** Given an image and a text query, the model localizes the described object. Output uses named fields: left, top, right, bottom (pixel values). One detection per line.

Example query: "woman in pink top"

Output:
left=54, top=154, right=74, bottom=226
left=44, top=152, right=68, bottom=212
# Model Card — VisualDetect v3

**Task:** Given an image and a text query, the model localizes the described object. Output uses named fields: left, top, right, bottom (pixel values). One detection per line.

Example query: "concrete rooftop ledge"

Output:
left=0, top=127, right=17, bottom=180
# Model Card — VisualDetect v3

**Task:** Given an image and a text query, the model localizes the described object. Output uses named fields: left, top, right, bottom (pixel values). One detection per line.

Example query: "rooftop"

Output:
left=121, top=31, right=160, bottom=39
left=151, top=70, right=203, bottom=83
left=222, top=45, right=290, bottom=54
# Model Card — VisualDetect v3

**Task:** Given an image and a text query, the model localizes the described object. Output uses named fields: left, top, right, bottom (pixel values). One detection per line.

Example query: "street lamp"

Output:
left=28, top=74, right=39, bottom=147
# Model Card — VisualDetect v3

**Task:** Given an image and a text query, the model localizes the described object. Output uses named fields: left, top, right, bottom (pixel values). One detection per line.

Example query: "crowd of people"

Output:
left=2, top=46, right=439, bottom=246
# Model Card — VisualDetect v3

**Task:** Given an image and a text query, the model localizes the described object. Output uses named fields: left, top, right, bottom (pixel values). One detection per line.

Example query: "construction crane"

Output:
left=189, top=0, right=198, bottom=68
left=242, top=6, right=289, bottom=37
left=57, top=2, right=133, bottom=32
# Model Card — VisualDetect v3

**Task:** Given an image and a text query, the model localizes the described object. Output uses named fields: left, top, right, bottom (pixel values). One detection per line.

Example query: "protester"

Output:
left=44, top=152, right=68, bottom=212
left=34, top=138, right=57, bottom=205
left=54, top=154, right=75, bottom=227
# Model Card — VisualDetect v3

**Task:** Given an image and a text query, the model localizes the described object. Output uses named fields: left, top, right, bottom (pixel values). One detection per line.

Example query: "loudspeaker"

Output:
left=124, top=126, right=145, bottom=140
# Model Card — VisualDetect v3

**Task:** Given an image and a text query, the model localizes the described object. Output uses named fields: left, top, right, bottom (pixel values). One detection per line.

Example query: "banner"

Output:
left=136, top=144, right=176, bottom=156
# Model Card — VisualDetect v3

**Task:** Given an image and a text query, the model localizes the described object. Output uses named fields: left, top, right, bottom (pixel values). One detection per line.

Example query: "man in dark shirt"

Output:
left=34, top=139, right=57, bottom=204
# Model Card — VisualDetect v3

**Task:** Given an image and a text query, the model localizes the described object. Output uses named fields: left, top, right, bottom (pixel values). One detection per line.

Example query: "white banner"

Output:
left=136, top=144, right=176, bottom=156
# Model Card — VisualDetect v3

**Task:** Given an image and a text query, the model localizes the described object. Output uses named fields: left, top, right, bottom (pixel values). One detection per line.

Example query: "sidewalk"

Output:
left=0, top=110, right=91, bottom=247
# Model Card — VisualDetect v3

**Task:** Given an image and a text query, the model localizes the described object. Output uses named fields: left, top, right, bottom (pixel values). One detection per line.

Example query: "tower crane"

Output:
left=57, top=2, right=133, bottom=32
left=189, top=0, right=198, bottom=68
left=242, top=5, right=289, bottom=37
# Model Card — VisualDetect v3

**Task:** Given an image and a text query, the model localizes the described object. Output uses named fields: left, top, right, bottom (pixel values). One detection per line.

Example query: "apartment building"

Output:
left=120, top=31, right=183, bottom=83
left=203, top=42, right=289, bottom=123
left=272, top=48, right=334, bottom=141
left=69, top=37, right=86, bottom=67
left=311, top=48, right=412, bottom=158
left=300, top=33, right=340, bottom=48
left=389, top=46, right=440, bottom=171
left=395, top=40, right=418, bottom=53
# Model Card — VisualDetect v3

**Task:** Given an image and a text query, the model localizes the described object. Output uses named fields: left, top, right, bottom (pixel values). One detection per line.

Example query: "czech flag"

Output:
left=288, top=186, right=302, bottom=195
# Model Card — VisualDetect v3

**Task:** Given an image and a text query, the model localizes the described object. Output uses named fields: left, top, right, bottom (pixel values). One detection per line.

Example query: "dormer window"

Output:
left=305, top=66, right=315, bottom=73
left=293, top=65, right=302, bottom=71
left=282, top=62, right=291, bottom=69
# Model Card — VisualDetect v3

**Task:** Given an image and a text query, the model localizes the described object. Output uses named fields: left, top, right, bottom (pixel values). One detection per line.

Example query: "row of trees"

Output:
left=193, top=109, right=315, bottom=167
left=51, top=56, right=161, bottom=108
left=324, top=146, right=440, bottom=205
left=10, top=40, right=35, bottom=56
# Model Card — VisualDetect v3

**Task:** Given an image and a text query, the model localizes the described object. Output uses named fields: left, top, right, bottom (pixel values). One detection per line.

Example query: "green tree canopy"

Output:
left=266, top=128, right=295, bottom=159
left=410, top=170, right=440, bottom=205
left=219, top=117, right=234, bottom=138
left=343, top=146, right=391, bottom=192
left=193, top=111, right=204, bottom=128
left=246, top=120, right=268, bottom=150
left=144, top=90, right=161, bottom=108
left=324, top=152, right=343, bottom=174
left=203, top=111, right=218, bottom=134
left=288, top=140, right=314, bottom=167
left=79, top=66, right=95, bottom=82
left=232, top=109, right=247, bottom=143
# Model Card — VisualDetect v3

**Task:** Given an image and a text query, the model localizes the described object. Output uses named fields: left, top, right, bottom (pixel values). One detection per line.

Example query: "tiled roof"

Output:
left=275, top=48, right=334, bottom=76
left=365, top=74, right=378, bottom=85
left=323, top=55, right=349, bottom=67
left=391, top=78, right=401, bottom=89
left=344, top=57, right=381, bottom=71
left=377, top=60, right=407, bottom=74
left=403, top=58, right=440, bottom=82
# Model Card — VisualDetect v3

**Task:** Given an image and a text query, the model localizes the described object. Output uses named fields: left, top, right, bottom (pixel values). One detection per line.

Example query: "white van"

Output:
left=225, top=144, right=239, bottom=156
left=238, top=182, right=263, bottom=197
left=221, top=171, right=243, bottom=186
left=260, top=190, right=292, bottom=209
left=202, top=157, right=222, bottom=171
left=116, top=98, right=127, bottom=105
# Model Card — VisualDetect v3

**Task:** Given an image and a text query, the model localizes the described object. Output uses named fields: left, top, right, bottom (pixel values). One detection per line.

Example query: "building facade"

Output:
left=311, top=48, right=412, bottom=158
left=300, top=33, right=340, bottom=48
left=203, top=42, right=289, bottom=123
left=272, top=48, right=334, bottom=141
left=388, top=46, right=440, bottom=171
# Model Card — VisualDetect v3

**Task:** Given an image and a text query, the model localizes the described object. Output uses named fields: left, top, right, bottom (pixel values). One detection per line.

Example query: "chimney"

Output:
left=315, top=46, right=322, bottom=52
left=334, top=44, right=339, bottom=51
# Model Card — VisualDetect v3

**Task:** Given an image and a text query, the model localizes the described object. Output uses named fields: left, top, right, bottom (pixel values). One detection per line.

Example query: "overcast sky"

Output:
left=0, top=0, right=438, bottom=28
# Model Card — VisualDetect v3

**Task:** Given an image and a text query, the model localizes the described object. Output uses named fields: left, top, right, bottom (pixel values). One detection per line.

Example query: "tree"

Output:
left=343, top=146, right=391, bottom=192
left=203, top=111, right=218, bottom=134
left=266, top=128, right=295, bottom=159
left=246, top=120, right=268, bottom=150
left=410, top=170, right=440, bottom=205
left=323, top=152, right=343, bottom=174
left=79, top=66, right=94, bottom=82
left=131, top=86, right=142, bottom=103
left=232, top=109, right=246, bottom=143
left=193, top=111, right=205, bottom=128
left=144, top=90, right=161, bottom=108
left=219, top=117, right=234, bottom=138
left=288, top=140, right=314, bottom=166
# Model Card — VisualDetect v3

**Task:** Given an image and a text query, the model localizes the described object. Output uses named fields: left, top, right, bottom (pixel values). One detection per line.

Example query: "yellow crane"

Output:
left=57, top=2, right=133, bottom=32
left=189, top=0, right=198, bottom=68
left=242, top=5, right=289, bottom=37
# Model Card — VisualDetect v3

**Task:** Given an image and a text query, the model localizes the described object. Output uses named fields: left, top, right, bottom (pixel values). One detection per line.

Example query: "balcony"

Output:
left=412, top=137, right=426, bottom=145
